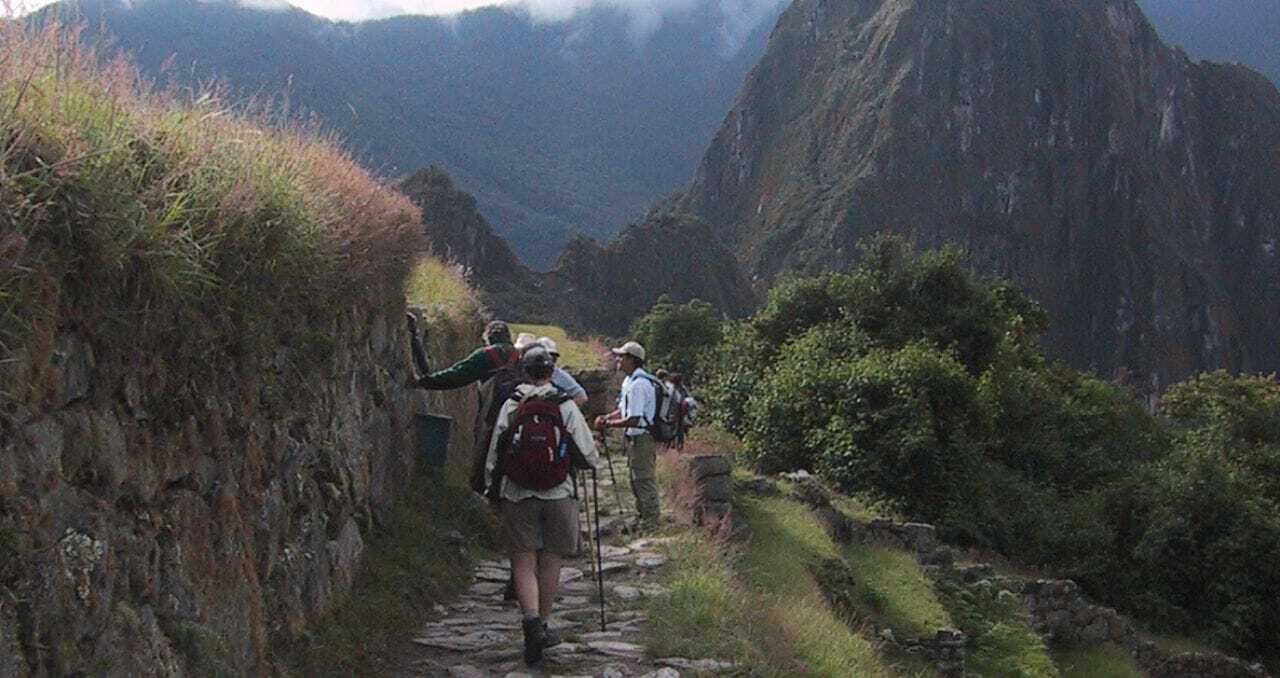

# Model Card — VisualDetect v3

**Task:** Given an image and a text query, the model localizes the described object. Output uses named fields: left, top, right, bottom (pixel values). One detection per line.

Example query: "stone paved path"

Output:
left=397, top=443, right=728, bottom=678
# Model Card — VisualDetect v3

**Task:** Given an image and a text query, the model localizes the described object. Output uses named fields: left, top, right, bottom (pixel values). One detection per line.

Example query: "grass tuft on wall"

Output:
left=0, top=17, right=422, bottom=416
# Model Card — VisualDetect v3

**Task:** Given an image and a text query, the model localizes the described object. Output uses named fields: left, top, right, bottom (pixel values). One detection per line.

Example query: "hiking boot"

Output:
left=502, top=577, right=517, bottom=602
left=522, top=616, right=546, bottom=665
left=542, top=620, right=562, bottom=648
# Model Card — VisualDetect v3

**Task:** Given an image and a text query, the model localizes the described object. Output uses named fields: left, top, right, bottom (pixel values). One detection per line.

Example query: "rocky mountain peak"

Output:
left=676, top=0, right=1280, bottom=390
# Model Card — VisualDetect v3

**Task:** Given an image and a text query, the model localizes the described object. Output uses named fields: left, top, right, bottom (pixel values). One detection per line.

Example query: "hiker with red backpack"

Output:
left=484, top=346, right=601, bottom=665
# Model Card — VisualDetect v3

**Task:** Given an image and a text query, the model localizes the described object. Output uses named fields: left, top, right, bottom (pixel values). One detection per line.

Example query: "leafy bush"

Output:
left=1114, top=372, right=1280, bottom=656
left=809, top=344, right=988, bottom=521
left=702, top=236, right=1280, bottom=663
left=698, top=321, right=770, bottom=433
left=628, top=295, right=723, bottom=378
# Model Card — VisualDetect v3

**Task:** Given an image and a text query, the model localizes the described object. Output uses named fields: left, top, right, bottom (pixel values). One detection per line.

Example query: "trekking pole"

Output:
left=600, top=432, right=626, bottom=516
left=592, top=468, right=607, bottom=632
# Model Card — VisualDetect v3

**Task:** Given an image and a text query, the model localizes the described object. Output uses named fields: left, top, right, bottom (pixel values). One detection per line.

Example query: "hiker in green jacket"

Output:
left=406, top=316, right=523, bottom=494
left=408, top=317, right=519, bottom=390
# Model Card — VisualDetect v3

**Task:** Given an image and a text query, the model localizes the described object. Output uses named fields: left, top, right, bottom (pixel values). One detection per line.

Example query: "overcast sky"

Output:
left=15, top=0, right=782, bottom=24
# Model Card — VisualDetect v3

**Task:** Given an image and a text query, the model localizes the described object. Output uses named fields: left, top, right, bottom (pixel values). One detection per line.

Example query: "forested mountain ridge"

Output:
left=676, top=0, right=1280, bottom=392
left=399, top=167, right=756, bottom=333
left=41, top=0, right=785, bottom=267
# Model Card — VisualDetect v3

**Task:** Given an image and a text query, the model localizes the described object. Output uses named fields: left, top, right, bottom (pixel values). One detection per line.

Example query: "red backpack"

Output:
left=498, top=394, right=573, bottom=491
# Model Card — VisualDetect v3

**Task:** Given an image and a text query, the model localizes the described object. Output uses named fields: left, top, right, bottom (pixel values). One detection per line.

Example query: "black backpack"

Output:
left=470, top=346, right=526, bottom=495
left=483, top=346, right=524, bottom=426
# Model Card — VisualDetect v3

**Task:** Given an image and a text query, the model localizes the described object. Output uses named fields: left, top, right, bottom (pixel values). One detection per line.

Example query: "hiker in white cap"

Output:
left=538, top=336, right=589, bottom=408
left=594, top=340, right=661, bottom=531
left=513, top=332, right=541, bottom=352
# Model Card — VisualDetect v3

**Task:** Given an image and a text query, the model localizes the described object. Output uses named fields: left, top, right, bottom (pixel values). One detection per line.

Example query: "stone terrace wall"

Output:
left=777, top=474, right=1272, bottom=678
left=0, top=304, right=481, bottom=677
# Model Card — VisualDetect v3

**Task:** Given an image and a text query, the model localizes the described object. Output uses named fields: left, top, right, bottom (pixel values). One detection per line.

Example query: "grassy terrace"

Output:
left=511, top=323, right=607, bottom=371
left=0, top=19, right=420, bottom=409
left=643, top=429, right=1160, bottom=677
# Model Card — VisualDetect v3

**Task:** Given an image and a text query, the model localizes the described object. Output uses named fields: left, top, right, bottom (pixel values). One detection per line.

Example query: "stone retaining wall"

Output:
left=772, top=474, right=1271, bottom=678
left=0, top=304, right=482, bottom=676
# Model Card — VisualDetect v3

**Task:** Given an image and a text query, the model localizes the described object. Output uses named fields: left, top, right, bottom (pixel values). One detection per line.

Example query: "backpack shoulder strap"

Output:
left=485, top=345, right=519, bottom=369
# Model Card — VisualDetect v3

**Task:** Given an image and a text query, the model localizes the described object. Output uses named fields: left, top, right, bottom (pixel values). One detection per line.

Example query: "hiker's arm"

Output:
left=413, top=347, right=491, bottom=390
left=406, top=313, right=430, bottom=379
left=484, top=401, right=514, bottom=491
left=593, top=407, right=622, bottom=430
left=564, top=405, right=601, bottom=470
left=600, top=378, right=651, bottom=429
left=552, top=369, right=588, bottom=403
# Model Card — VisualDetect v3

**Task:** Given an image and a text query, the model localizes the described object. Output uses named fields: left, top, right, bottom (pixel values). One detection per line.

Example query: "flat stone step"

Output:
left=586, top=640, right=645, bottom=658
left=412, top=630, right=510, bottom=652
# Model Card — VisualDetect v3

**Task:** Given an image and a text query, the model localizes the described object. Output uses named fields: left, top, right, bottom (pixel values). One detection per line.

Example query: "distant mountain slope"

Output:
left=1137, top=0, right=1280, bottom=86
left=677, top=0, right=1280, bottom=390
left=43, top=0, right=785, bottom=267
left=399, top=167, right=756, bottom=334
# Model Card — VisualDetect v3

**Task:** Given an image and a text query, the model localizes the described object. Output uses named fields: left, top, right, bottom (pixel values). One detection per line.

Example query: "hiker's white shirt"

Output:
left=618, top=368, right=657, bottom=438
left=485, top=383, right=601, bottom=502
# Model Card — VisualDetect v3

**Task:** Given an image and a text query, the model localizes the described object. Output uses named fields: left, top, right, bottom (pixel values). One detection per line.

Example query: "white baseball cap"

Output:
left=610, top=341, right=646, bottom=361
left=538, top=337, right=559, bottom=356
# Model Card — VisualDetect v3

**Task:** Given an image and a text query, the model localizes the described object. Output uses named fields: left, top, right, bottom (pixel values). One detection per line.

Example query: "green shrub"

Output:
left=1125, top=444, right=1280, bottom=655
left=629, top=295, right=723, bottom=378
left=699, top=321, right=771, bottom=433
left=811, top=344, right=988, bottom=521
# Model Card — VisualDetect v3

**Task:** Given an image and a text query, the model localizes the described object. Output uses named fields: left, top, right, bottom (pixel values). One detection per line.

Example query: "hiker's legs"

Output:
left=626, top=436, right=660, bottom=525
left=511, top=551, right=540, bottom=615
left=536, top=551, right=561, bottom=618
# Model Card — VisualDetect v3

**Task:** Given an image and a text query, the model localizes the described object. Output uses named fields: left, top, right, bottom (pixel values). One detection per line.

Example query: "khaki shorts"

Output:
left=501, top=497, right=579, bottom=556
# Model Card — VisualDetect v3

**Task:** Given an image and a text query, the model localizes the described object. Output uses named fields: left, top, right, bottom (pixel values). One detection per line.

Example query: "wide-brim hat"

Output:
left=514, top=332, right=542, bottom=351
left=610, top=340, right=646, bottom=361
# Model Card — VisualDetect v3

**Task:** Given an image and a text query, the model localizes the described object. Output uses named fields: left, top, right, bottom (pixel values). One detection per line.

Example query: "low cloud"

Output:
left=17, top=0, right=787, bottom=49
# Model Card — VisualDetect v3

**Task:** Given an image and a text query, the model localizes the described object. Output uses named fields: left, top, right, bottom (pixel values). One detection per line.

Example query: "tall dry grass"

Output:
left=0, top=16, right=422, bottom=411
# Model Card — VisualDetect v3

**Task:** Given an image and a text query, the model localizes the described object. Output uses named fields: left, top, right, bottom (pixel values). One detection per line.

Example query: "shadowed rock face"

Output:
left=679, top=0, right=1280, bottom=388
left=401, top=168, right=756, bottom=336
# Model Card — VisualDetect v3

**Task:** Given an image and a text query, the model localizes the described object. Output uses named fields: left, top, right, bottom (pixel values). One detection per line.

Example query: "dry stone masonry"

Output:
left=0, top=304, right=481, bottom=676
left=686, top=455, right=732, bottom=527
left=771, top=474, right=1271, bottom=678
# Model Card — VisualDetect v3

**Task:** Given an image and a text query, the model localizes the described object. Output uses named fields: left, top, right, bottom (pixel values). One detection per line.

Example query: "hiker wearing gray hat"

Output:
left=594, top=340, right=661, bottom=531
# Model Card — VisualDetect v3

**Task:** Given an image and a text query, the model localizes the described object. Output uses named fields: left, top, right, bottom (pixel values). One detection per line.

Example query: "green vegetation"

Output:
left=510, top=323, right=605, bottom=371
left=690, top=234, right=1280, bottom=663
left=0, top=19, right=419, bottom=417
left=279, top=475, right=495, bottom=676
left=644, top=491, right=893, bottom=676
left=842, top=546, right=952, bottom=638
left=628, top=295, right=723, bottom=378
left=1053, top=644, right=1141, bottom=678
left=934, top=578, right=1056, bottom=678
left=405, top=257, right=479, bottom=324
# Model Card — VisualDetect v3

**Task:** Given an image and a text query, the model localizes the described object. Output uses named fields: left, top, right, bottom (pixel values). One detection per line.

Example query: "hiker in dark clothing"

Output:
left=408, top=317, right=518, bottom=390
left=406, top=316, right=522, bottom=494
